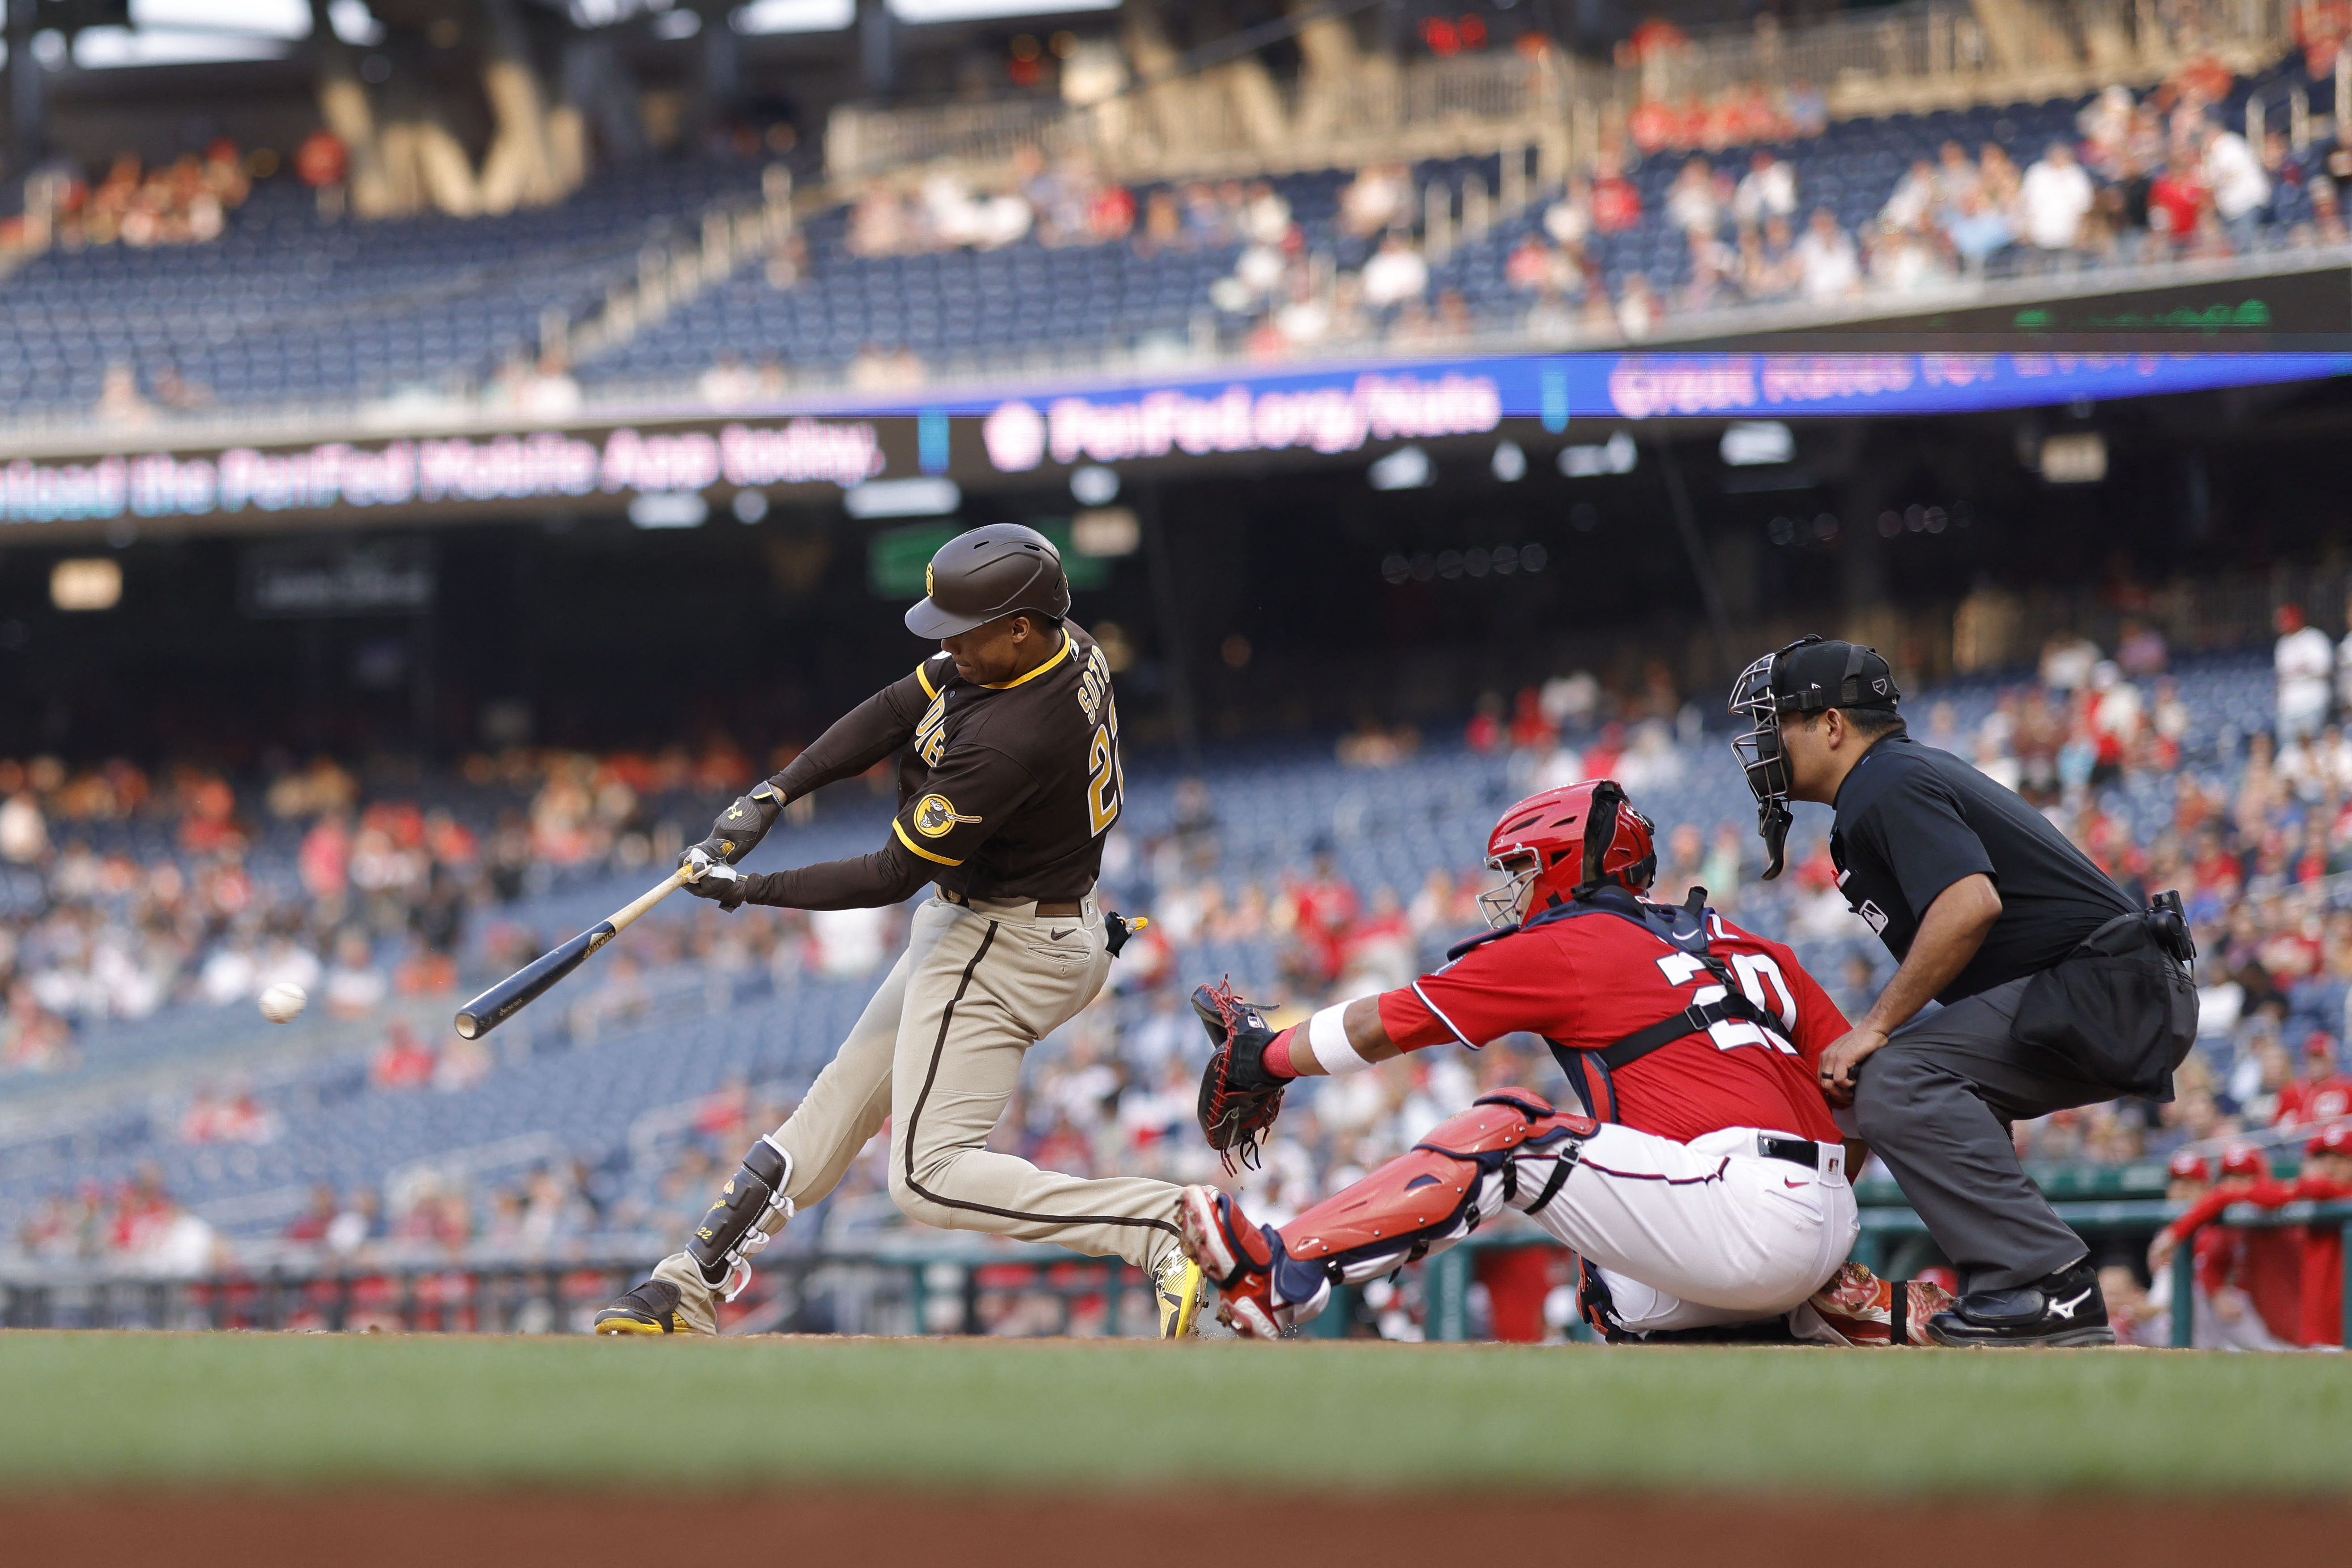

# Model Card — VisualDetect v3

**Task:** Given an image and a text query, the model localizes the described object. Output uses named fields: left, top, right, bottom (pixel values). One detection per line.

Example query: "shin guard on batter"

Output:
left=1182, top=1090, right=1595, bottom=1337
left=688, top=1135, right=795, bottom=1300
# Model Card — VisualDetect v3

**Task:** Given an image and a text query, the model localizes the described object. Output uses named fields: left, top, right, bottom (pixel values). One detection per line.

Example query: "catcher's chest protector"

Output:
left=1283, top=1090, right=1596, bottom=1268
left=1519, top=886, right=1791, bottom=1119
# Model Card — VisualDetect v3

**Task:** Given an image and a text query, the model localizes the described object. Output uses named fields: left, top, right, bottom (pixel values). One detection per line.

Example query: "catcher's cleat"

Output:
left=594, top=1279, right=693, bottom=1336
left=1805, top=1261, right=1955, bottom=1346
left=1177, top=1185, right=1328, bottom=1338
left=1153, top=1249, right=1205, bottom=1339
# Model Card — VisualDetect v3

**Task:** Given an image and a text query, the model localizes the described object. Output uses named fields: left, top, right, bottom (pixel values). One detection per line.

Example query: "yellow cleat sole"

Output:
left=1158, top=1257, right=1205, bottom=1339
left=593, top=1314, right=671, bottom=1335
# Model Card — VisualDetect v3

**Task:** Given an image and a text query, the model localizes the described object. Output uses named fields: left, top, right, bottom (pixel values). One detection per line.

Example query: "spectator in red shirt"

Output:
left=283, top=1184, right=338, bottom=1244
left=2277, top=1032, right=2352, bottom=1128
left=1506, top=686, right=1554, bottom=751
left=1591, top=153, right=1642, bottom=233
left=2146, top=162, right=2207, bottom=251
left=694, top=1074, right=753, bottom=1142
left=369, top=1020, right=437, bottom=1091
left=1465, top=692, right=1506, bottom=753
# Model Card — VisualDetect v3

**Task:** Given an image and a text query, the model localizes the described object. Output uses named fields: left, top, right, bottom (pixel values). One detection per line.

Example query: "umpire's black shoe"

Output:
left=1924, top=1258, right=2114, bottom=1348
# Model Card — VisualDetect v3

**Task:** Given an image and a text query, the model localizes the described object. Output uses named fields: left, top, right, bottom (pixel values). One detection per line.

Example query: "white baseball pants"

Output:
left=1527, top=1122, right=1860, bottom=1335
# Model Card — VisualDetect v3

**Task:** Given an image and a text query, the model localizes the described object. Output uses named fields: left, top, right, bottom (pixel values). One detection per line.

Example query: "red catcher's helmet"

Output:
left=1479, top=779, right=1657, bottom=929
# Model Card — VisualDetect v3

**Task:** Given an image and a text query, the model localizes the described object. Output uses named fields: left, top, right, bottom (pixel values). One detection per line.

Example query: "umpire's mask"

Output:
left=1727, top=635, right=1900, bottom=880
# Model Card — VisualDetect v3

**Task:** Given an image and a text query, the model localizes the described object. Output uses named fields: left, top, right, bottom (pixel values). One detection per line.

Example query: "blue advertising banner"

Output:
left=916, top=350, right=2352, bottom=473
left=0, top=350, right=2340, bottom=530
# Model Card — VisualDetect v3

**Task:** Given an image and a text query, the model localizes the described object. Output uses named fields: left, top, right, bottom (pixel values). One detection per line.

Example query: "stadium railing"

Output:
left=0, top=1240, right=1158, bottom=1338
left=13, top=1196, right=2339, bottom=1344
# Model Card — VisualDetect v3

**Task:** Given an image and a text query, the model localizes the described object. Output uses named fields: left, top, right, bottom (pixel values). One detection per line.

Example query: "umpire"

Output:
left=1728, top=636, right=2196, bottom=1346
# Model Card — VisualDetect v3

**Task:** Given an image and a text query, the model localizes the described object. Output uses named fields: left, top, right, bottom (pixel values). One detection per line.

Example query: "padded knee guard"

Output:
left=1279, top=1090, right=1595, bottom=1289
left=688, top=1135, right=795, bottom=1300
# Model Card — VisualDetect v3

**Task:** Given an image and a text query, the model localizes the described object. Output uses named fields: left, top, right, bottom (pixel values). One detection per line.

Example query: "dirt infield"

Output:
left=10, top=1491, right=2349, bottom=1567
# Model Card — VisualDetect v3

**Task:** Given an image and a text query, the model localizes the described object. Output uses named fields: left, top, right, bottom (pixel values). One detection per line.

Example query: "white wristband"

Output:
left=1308, top=1004, right=1374, bottom=1075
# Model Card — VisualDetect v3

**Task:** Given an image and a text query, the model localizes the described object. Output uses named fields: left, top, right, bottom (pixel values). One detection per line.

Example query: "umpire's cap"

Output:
left=904, top=522, right=1072, bottom=639
left=1763, top=635, right=1901, bottom=716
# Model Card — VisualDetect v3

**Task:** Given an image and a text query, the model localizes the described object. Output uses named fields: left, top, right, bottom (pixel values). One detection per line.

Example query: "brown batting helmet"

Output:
left=904, top=522, right=1072, bottom=639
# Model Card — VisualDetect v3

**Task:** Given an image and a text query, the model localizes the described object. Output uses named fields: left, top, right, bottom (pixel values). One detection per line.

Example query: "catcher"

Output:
left=1183, top=779, right=1951, bottom=1344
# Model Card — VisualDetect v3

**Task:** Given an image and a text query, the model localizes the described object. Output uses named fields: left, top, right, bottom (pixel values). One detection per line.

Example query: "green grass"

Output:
left=3, top=1333, right=2347, bottom=1496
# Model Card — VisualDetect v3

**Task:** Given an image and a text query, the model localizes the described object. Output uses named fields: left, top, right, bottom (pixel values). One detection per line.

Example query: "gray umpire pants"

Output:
left=1847, top=976, right=2116, bottom=1296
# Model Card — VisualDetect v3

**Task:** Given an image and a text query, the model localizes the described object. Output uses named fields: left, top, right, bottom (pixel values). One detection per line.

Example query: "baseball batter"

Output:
left=595, top=523, right=1201, bottom=1337
left=1182, top=780, right=1951, bottom=1344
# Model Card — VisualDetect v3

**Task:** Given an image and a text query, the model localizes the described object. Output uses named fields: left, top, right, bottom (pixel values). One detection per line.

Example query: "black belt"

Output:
left=1758, top=1134, right=1832, bottom=1172
left=935, top=884, right=1083, bottom=917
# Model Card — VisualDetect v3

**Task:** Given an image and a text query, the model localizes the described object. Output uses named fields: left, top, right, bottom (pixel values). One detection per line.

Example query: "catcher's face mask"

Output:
left=1728, top=635, right=1897, bottom=882
left=1478, top=850, right=1541, bottom=929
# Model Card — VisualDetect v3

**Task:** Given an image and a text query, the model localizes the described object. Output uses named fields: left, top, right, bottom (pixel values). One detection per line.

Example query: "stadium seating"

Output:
left=0, top=157, right=768, bottom=421
left=0, top=57, right=2329, bottom=422
left=577, top=62, right=2343, bottom=389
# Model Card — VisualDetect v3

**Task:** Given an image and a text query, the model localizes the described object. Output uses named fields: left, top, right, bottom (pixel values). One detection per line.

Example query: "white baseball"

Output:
left=258, top=982, right=308, bottom=1024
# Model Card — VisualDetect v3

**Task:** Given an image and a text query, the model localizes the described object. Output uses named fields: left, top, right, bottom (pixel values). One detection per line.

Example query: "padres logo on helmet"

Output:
left=925, top=563, right=935, bottom=596
left=913, top=793, right=981, bottom=838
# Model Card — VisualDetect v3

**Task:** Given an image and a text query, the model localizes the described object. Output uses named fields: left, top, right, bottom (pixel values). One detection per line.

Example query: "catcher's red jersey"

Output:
left=1377, top=906, right=1847, bottom=1145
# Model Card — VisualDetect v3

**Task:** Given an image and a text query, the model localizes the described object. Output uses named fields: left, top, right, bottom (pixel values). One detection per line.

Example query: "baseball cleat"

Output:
left=1153, top=1247, right=1205, bottom=1338
left=594, top=1279, right=691, bottom=1335
left=1923, top=1259, right=2115, bottom=1348
left=1806, top=1261, right=1955, bottom=1346
left=1177, top=1185, right=1326, bottom=1338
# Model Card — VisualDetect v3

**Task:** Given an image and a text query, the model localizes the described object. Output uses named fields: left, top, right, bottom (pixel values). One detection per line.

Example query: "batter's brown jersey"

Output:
left=762, top=624, right=1123, bottom=904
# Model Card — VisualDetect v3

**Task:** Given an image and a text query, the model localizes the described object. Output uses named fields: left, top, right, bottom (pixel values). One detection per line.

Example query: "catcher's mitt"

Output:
left=1193, top=980, right=1287, bottom=1172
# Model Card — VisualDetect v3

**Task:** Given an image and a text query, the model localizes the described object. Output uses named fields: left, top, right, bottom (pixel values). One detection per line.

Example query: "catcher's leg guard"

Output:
left=1256, top=1091, right=1594, bottom=1318
left=687, top=1134, right=795, bottom=1301
left=1178, top=1186, right=1332, bottom=1337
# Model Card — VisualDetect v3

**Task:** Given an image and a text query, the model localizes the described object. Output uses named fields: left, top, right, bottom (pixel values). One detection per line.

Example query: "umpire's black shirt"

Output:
left=1829, top=733, right=2133, bottom=1003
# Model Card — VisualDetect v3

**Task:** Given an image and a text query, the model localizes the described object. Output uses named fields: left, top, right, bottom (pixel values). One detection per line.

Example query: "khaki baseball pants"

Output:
left=651, top=891, right=1186, bottom=1333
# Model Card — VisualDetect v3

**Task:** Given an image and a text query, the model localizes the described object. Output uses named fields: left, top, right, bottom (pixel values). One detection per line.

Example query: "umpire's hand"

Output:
left=1816, top=1025, right=1890, bottom=1107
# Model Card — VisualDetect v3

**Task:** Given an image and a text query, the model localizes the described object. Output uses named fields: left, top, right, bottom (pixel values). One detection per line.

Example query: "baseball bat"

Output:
left=453, top=867, right=688, bottom=1040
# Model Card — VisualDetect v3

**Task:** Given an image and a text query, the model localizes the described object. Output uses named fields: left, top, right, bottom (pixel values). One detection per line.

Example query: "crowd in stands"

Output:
left=0, top=741, right=781, bottom=1075
left=9, top=141, right=256, bottom=253
left=786, top=69, right=2351, bottom=378
left=1507, top=93, right=2345, bottom=344
left=848, top=147, right=1138, bottom=259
